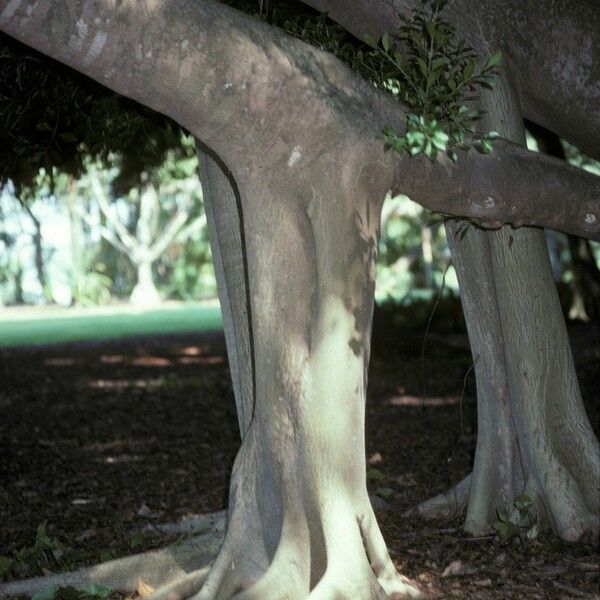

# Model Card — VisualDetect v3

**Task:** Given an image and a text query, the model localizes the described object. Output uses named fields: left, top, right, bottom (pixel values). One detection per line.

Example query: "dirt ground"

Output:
left=1, top=313, right=598, bottom=599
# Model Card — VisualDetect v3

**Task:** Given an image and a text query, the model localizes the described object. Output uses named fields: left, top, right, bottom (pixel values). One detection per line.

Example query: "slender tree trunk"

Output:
left=196, top=146, right=254, bottom=436
left=420, top=225, right=434, bottom=290
left=415, top=73, right=600, bottom=542
left=568, top=236, right=600, bottom=321
left=67, top=181, right=84, bottom=305
left=20, top=200, right=52, bottom=303
left=130, top=260, right=161, bottom=306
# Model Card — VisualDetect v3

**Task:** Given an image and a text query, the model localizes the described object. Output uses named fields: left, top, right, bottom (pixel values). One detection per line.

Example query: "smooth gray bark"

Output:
left=196, top=147, right=254, bottom=436
left=304, top=0, right=600, bottom=161
left=416, top=73, right=600, bottom=542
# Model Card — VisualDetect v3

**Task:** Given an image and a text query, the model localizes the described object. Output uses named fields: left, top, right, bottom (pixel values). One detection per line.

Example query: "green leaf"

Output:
left=381, top=32, right=391, bottom=52
left=59, top=132, right=77, bottom=143
left=375, top=487, right=395, bottom=499
left=492, top=520, right=512, bottom=540
left=367, top=468, right=385, bottom=482
left=496, top=510, right=509, bottom=523
left=484, top=131, right=500, bottom=140
left=426, top=22, right=436, bottom=40
left=431, top=57, right=446, bottom=71
left=0, top=556, right=14, bottom=578
left=36, top=122, right=52, bottom=132
left=416, top=58, right=428, bottom=77
left=55, top=587, right=81, bottom=600
left=462, top=59, right=475, bottom=80
left=81, top=583, right=112, bottom=598
left=485, top=49, right=502, bottom=69
left=476, top=139, right=493, bottom=154
left=129, top=531, right=144, bottom=550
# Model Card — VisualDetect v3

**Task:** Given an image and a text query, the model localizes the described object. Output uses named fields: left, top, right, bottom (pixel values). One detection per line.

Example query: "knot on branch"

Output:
left=583, top=212, right=598, bottom=230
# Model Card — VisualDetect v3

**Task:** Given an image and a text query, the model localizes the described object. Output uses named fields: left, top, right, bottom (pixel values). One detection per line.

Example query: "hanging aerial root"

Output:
left=0, top=513, right=225, bottom=599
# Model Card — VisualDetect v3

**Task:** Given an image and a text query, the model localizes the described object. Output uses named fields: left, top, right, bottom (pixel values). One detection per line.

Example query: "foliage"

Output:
left=0, top=522, right=86, bottom=581
left=0, top=35, right=183, bottom=193
left=227, top=0, right=501, bottom=161
left=71, top=253, right=112, bottom=307
left=373, top=0, right=501, bottom=161
left=492, top=493, right=539, bottom=542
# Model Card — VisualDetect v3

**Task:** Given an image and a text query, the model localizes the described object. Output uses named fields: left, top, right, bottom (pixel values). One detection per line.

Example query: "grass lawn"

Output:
left=0, top=301, right=223, bottom=348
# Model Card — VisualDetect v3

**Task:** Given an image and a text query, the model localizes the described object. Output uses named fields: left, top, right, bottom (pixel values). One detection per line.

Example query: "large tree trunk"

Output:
left=414, top=73, right=600, bottom=542
left=188, top=140, right=423, bottom=598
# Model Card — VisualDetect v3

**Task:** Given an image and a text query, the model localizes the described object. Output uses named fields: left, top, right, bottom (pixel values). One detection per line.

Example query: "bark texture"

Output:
left=414, top=73, right=600, bottom=542
left=196, top=147, right=254, bottom=435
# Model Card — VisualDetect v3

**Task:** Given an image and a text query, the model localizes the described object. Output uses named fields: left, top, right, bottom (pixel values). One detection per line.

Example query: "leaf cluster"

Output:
left=228, top=0, right=501, bottom=162
left=0, top=522, right=85, bottom=581
left=372, top=0, right=501, bottom=160
left=492, top=493, right=540, bottom=542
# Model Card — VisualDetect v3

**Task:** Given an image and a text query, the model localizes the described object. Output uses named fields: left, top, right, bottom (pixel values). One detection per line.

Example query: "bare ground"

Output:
left=1, top=313, right=598, bottom=599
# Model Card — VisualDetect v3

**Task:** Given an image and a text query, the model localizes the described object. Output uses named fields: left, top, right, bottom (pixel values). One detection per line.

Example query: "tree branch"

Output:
left=89, top=175, right=138, bottom=251
left=73, top=204, right=132, bottom=256
left=1, top=0, right=599, bottom=240
left=147, top=200, right=194, bottom=260
left=397, top=141, right=600, bottom=242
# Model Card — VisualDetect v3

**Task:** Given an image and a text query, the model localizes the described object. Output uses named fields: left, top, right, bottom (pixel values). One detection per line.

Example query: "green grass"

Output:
left=0, top=302, right=223, bottom=348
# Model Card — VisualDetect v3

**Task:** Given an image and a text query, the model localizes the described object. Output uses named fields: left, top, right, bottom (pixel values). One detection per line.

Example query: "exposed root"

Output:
left=147, top=568, right=211, bottom=600
left=404, top=475, right=471, bottom=520
left=144, top=511, right=227, bottom=537
left=359, top=510, right=424, bottom=599
left=0, top=516, right=225, bottom=599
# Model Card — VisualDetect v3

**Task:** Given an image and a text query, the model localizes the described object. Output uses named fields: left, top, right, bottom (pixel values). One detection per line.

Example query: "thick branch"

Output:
left=308, top=0, right=600, bottom=160
left=148, top=200, right=194, bottom=260
left=397, top=141, right=600, bottom=242
left=73, top=204, right=132, bottom=256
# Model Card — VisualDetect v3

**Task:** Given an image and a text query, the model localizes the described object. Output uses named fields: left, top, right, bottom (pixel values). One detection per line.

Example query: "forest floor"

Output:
left=1, top=311, right=598, bottom=599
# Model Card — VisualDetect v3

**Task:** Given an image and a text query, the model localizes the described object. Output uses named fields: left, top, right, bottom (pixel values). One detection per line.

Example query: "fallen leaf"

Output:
left=442, top=560, right=477, bottom=577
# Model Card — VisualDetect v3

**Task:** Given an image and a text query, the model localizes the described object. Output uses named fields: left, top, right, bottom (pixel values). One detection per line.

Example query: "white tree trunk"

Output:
left=130, top=260, right=161, bottom=306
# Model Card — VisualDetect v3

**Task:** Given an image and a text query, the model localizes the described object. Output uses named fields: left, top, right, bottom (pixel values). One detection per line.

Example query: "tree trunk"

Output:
left=130, top=260, right=161, bottom=306
left=67, top=181, right=84, bottom=305
left=20, top=200, right=52, bottom=303
left=196, top=146, right=254, bottom=436
left=414, top=73, right=600, bottom=542
left=568, top=236, right=600, bottom=321
left=185, top=140, right=422, bottom=598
